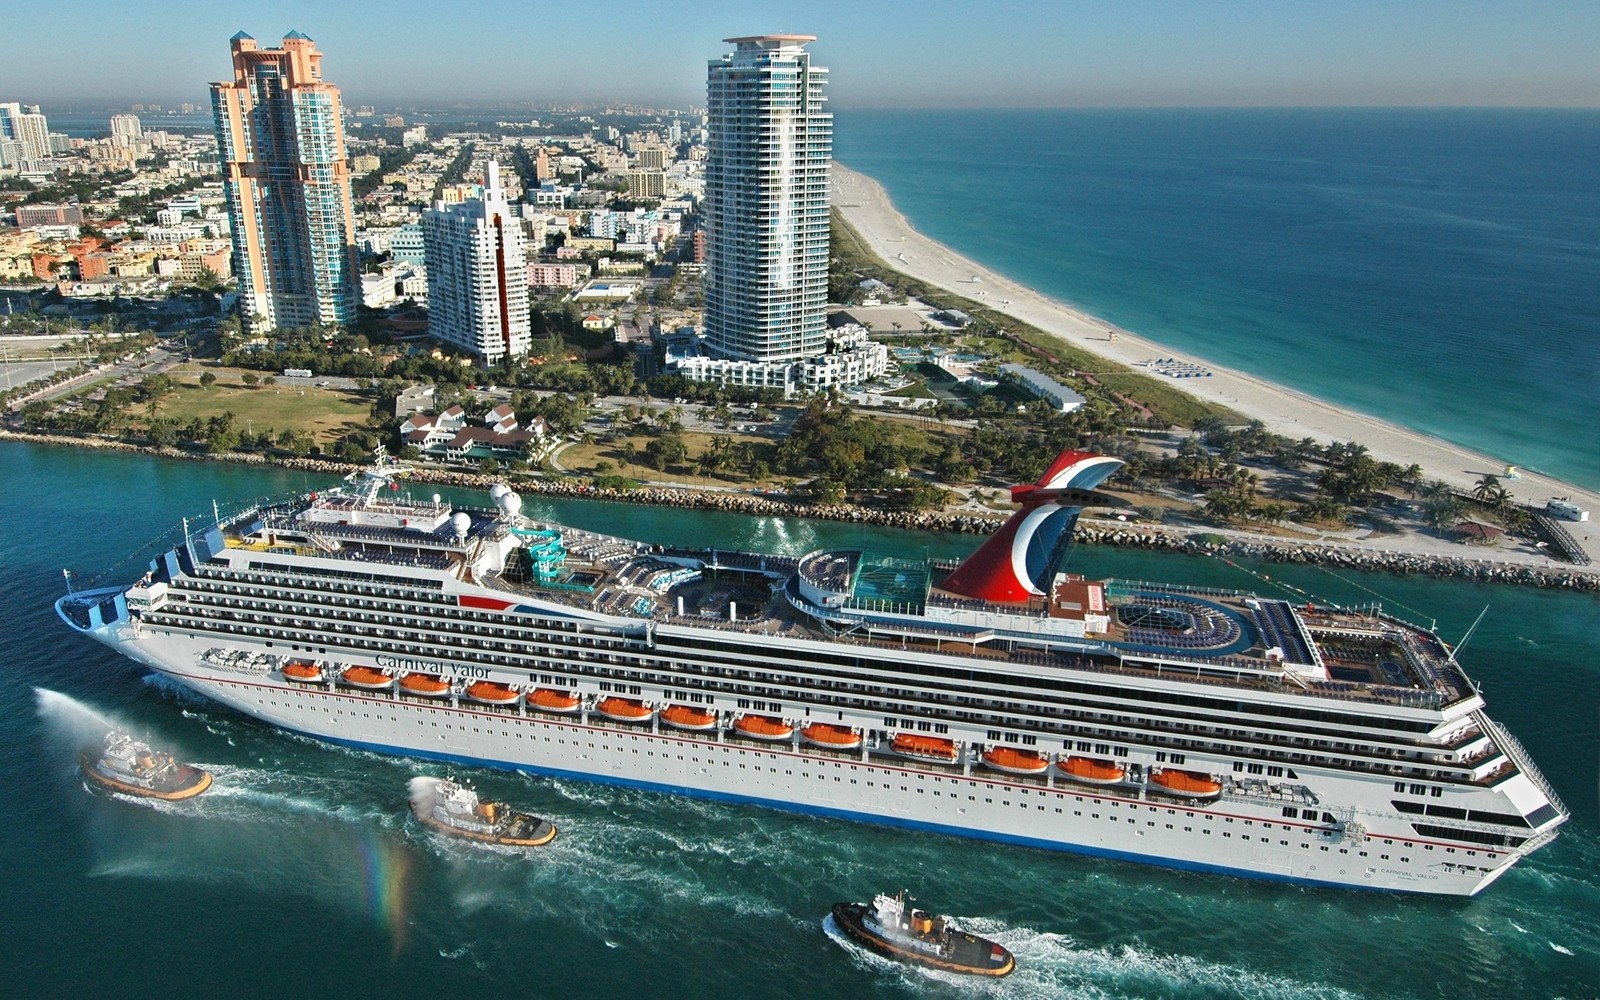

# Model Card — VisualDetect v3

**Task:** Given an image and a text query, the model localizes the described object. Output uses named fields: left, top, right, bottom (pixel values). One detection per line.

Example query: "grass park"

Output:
left=136, top=366, right=373, bottom=446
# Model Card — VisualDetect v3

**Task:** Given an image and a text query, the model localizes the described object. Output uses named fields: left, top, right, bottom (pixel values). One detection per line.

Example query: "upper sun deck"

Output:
left=207, top=477, right=1477, bottom=714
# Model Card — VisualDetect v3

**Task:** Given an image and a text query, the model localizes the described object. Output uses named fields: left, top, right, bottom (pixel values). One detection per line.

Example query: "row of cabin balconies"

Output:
left=152, top=591, right=1496, bottom=789
left=174, top=571, right=1484, bottom=779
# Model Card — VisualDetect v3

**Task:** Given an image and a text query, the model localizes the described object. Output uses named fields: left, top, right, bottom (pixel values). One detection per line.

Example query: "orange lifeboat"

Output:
left=465, top=680, right=520, bottom=705
left=1057, top=756, right=1127, bottom=786
left=981, top=746, right=1050, bottom=775
left=399, top=672, right=451, bottom=698
left=801, top=723, right=862, bottom=750
left=282, top=660, right=324, bottom=684
left=1150, top=768, right=1223, bottom=800
left=661, top=704, right=719, bottom=731
left=339, top=665, right=395, bottom=690
left=732, top=715, right=794, bottom=742
left=526, top=688, right=581, bottom=714
left=891, top=733, right=960, bottom=763
left=594, top=696, right=654, bottom=723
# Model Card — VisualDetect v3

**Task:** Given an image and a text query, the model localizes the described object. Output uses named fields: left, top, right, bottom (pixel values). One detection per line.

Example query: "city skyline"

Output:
left=4, top=1, right=1598, bottom=109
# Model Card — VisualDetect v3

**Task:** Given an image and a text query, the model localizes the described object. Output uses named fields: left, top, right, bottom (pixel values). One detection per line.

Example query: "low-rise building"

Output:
left=527, top=261, right=583, bottom=288
left=999, top=363, right=1086, bottom=413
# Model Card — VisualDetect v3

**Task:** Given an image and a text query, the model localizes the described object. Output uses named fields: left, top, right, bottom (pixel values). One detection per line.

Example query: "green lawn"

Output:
left=135, top=369, right=374, bottom=445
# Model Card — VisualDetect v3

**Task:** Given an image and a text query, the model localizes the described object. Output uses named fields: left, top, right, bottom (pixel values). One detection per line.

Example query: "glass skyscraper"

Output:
left=212, top=31, right=359, bottom=333
left=703, top=35, right=832, bottom=363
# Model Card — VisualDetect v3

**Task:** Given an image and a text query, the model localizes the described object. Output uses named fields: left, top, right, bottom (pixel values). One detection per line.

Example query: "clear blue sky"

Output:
left=5, top=0, right=1597, bottom=108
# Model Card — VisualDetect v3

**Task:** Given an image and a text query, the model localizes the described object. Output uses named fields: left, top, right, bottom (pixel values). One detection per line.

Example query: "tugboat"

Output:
left=409, top=776, right=556, bottom=847
left=79, top=731, right=212, bottom=801
left=830, top=890, right=1014, bottom=977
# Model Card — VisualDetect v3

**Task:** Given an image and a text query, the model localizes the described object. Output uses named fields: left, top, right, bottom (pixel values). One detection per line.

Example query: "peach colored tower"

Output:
left=212, top=31, right=359, bottom=332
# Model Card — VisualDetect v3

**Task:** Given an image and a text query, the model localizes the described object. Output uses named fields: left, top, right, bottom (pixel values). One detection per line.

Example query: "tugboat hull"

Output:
left=830, top=902, right=1014, bottom=977
left=414, top=808, right=556, bottom=847
left=79, top=751, right=212, bottom=801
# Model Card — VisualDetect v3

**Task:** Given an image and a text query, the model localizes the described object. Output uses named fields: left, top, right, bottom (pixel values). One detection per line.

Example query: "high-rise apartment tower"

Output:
left=211, top=31, right=359, bottom=332
left=422, top=161, right=531, bottom=365
left=703, top=35, right=831, bottom=363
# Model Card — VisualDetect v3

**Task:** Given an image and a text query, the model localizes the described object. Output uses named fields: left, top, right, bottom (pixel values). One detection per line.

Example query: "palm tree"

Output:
left=1471, top=474, right=1502, bottom=503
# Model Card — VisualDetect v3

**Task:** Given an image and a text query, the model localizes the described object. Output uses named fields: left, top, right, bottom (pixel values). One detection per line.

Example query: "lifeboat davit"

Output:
left=399, top=672, right=451, bottom=698
left=801, top=723, right=862, bottom=750
left=732, top=714, right=794, bottom=742
left=594, top=696, right=654, bottom=723
left=339, top=665, right=396, bottom=690
left=465, top=680, right=520, bottom=705
left=981, top=746, right=1050, bottom=775
left=1057, top=756, right=1127, bottom=786
left=892, top=733, right=960, bottom=763
left=1150, top=768, right=1223, bottom=800
left=282, top=660, right=324, bottom=684
left=661, top=704, right=719, bottom=731
left=526, top=688, right=581, bottom=714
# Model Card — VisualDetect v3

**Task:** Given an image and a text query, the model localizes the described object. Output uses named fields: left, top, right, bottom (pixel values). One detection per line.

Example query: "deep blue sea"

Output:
left=3, top=442, right=1597, bottom=999
left=834, top=108, right=1600, bottom=491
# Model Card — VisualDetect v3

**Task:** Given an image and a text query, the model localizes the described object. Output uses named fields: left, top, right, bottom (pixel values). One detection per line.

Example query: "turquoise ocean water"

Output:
left=3, top=443, right=1596, bottom=999
left=4, top=108, right=1598, bottom=998
left=834, top=108, right=1600, bottom=491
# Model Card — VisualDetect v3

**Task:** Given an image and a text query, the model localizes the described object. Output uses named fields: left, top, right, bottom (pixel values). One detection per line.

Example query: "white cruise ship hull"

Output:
left=79, top=620, right=1531, bottom=897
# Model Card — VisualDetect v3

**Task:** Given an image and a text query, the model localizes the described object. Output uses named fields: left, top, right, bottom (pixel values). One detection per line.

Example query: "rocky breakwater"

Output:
left=1076, top=521, right=1600, bottom=593
left=3, top=431, right=1593, bottom=592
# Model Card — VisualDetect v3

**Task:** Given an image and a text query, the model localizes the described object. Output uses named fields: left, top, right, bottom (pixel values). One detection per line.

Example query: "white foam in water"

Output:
left=823, top=911, right=1361, bottom=1000
left=1549, top=942, right=1574, bottom=956
left=142, top=672, right=214, bottom=706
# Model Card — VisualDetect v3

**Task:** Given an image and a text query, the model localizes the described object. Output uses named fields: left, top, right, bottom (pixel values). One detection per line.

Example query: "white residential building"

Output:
left=110, top=114, right=143, bottom=145
left=702, top=35, right=832, bottom=367
left=423, top=161, right=531, bottom=364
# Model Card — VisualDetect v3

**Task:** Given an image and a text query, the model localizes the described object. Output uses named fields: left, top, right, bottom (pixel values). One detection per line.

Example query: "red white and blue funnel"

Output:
left=939, top=450, right=1123, bottom=603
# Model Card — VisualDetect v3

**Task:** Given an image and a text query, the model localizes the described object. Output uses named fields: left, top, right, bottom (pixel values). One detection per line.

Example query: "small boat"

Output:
left=660, top=704, right=719, bottom=731
left=594, top=695, right=654, bottom=723
left=465, top=680, right=520, bottom=705
left=802, top=723, right=862, bottom=750
left=732, top=714, right=794, bottom=742
left=339, top=665, right=396, bottom=690
left=830, top=890, right=1014, bottom=977
left=891, top=733, right=959, bottom=763
left=399, top=672, right=451, bottom=698
left=526, top=688, right=581, bottom=714
left=1057, top=755, right=1127, bottom=786
left=281, top=659, right=324, bottom=684
left=410, top=777, right=555, bottom=847
left=981, top=746, right=1050, bottom=775
left=80, top=731, right=212, bottom=801
left=1150, top=768, right=1223, bottom=800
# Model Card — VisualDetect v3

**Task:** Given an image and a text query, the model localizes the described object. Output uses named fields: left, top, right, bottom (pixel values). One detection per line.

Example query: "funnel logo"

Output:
left=940, top=450, right=1123, bottom=602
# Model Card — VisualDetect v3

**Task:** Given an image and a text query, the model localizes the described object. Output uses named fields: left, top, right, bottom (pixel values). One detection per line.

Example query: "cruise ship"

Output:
left=56, top=449, right=1567, bottom=895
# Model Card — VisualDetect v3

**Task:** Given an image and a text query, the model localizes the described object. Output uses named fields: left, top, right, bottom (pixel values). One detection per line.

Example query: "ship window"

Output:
left=1430, top=787, right=1443, bottom=798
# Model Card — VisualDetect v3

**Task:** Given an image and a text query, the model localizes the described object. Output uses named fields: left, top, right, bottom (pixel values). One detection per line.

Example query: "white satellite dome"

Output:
left=503, top=492, right=522, bottom=517
left=451, top=512, right=472, bottom=538
left=489, top=483, right=510, bottom=502
left=431, top=493, right=442, bottom=505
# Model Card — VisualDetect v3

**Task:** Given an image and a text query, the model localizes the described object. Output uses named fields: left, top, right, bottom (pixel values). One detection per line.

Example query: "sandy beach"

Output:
left=833, top=164, right=1600, bottom=563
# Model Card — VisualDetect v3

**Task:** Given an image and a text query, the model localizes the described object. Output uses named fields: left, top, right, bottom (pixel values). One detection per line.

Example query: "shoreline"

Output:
left=832, top=163, right=1600, bottom=565
left=6, top=431, right=1594, bottom=593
